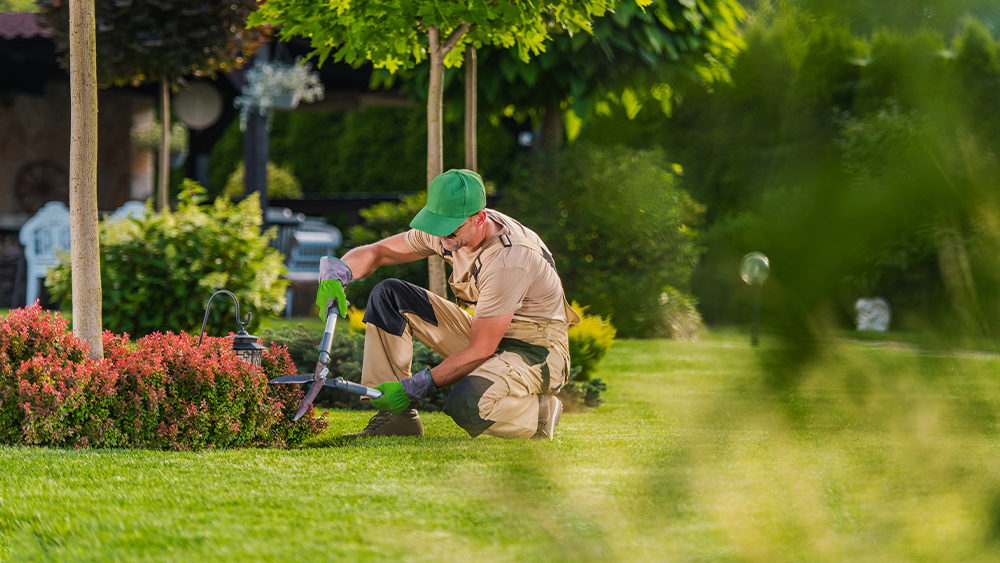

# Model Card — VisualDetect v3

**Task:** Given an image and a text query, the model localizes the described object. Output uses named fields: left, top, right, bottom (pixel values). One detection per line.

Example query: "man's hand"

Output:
left=317, top=256, right=352, bottom=319
left=371, top=369, right=438, bottom=414
left=371, top=382, right=409, bottom=414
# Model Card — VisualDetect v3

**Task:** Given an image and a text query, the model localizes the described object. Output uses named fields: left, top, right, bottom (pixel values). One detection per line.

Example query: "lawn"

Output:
left=2, top=330, right=1000, bottom=562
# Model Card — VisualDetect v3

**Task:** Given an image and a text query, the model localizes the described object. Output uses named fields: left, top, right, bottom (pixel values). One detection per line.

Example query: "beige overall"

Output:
left=361, top=234, right=580, bottom=439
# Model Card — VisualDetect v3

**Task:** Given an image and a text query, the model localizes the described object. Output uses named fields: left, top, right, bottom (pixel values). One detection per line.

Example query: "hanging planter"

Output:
left=234, top=57, right=325, bottom=130
left=269, top=89, right=301, bottom=111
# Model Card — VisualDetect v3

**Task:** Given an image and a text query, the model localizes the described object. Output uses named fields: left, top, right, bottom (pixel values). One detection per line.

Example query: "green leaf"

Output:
left=621, top=87, right=642, bottom=119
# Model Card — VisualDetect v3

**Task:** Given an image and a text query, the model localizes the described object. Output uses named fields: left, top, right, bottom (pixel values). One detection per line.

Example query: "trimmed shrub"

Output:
left=0, top=305, right=89, bottom=443
left=16, top=355, right=121, bottom=447
left=567, top=302, right=616, bottom=383
left=46, top=181, right=287, bottom=337
left=0, top=304, right=326, bottom=450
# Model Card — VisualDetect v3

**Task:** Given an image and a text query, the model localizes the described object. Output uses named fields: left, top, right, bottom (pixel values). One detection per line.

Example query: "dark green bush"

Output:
left=46, top=181, right=287, bottom=337
left=209, top=106, right=518, bottom=197
left=501, top=144, right=704, bottom=337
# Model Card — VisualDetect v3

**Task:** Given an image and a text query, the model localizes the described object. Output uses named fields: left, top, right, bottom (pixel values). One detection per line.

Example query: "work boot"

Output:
left=342, top=409, right=424, bottom=438
left=531, top=395, right=563, bottom=440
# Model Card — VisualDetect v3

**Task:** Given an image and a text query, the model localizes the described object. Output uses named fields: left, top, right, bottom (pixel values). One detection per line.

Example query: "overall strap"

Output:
left=472, top=233, right=556, bottom=284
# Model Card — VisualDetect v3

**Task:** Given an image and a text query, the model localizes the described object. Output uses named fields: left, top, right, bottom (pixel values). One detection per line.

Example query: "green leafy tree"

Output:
left=38, top=0, right=266, bottom=211
left=387, top=0, right=745, bottom=147
left=250, top=0, right=613, bottom=296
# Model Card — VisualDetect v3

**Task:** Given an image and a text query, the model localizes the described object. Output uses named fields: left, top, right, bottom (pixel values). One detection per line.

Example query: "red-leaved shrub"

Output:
left=262, top=344, right=327, bottom=447
left=0, top=304, right=326, bottom=450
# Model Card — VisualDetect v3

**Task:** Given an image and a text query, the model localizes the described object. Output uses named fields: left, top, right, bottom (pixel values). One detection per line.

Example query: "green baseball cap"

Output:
left=410, top=169, right=487, bottom=237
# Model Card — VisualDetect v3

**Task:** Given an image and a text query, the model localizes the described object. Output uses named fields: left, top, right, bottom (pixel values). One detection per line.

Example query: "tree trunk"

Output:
left=539, top=97, right=564, bottom=151
left=158, top=77, right=170, bottom=212
left=465, top=45, right=477, bottom=172
left=69, top=0, right=103, bottom=359
left=426, top=27, right=447, bottom=298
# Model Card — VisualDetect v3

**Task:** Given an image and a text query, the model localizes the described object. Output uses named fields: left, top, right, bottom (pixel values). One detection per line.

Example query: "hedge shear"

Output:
left=268, top=304, right=383, bottom=421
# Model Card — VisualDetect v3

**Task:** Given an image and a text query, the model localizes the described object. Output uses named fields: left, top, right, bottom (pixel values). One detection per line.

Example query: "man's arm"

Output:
left=341, top=232, right=425, bottom=280
left=429, top=312, right=515, bottom=388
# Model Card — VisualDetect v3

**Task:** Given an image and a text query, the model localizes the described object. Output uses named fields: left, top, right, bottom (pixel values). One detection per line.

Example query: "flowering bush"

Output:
left=0, top=304, right=326, bottom=450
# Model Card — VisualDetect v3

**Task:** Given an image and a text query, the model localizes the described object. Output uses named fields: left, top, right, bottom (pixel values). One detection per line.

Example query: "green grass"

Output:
left=2, top=330, right=1000, bottom=561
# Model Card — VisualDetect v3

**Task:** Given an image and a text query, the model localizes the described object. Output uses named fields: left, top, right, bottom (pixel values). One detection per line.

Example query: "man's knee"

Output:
left=444, top=375, right=496, bottom=438
left=363, top=279, right=438, bottom=336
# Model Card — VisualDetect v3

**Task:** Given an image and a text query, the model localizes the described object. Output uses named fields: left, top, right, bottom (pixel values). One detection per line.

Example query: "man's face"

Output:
left=438, top=214, right=475, bottom=252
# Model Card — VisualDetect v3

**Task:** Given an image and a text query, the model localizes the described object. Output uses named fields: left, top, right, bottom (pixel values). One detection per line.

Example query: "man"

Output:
left=316, top=169, right=579, bottom=439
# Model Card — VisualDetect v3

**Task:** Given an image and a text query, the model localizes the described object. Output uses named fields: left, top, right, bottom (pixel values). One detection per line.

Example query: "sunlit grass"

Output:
left=1, top=331, right=999, bottom=561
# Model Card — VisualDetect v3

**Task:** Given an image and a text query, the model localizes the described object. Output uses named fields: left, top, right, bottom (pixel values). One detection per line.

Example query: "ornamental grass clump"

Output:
left=0, top=304, right=326, bottom=450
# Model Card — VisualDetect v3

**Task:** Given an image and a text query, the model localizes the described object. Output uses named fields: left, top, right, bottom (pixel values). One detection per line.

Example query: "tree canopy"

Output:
left=250, top=0, right=613, bottom=74
left=381, top=0, right=745, bottom=143
left=38, top=0, right=265, bottom=86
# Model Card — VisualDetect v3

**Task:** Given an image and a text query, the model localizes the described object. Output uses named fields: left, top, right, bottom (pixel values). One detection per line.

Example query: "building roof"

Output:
left=0, top=13, right=50, bottom=40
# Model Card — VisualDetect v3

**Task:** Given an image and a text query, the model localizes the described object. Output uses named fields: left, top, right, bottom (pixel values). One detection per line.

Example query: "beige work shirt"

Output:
left=405, top=209, right=569, bottom=323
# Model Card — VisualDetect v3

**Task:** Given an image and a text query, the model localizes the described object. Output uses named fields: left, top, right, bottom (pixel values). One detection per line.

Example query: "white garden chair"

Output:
left=18, top=201, right=71, bottom=307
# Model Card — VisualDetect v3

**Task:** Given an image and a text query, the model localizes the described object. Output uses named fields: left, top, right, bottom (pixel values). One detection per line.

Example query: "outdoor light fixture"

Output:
left=740, top=252, right=770, bottom=347
left=198, top=289, right=266, bottom=367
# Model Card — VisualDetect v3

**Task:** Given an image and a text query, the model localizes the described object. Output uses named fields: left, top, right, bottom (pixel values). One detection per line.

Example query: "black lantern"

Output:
left=232, top=328, right=265, bottom=366
left=198, top=290, right=266, bottom=367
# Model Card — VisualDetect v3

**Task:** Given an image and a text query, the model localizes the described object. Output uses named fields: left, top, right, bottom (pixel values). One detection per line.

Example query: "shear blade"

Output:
left=268, top=374, right=315, bottom=384
left=292, top=379, right=325, bottom=421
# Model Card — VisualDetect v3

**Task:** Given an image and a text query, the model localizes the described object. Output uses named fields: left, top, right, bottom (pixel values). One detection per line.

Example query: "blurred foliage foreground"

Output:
left=687, top=16, right=1000, bottom=351
left=2, top=333, right=1000, bottom=561
left=575, top=10, right=1000, bottom=360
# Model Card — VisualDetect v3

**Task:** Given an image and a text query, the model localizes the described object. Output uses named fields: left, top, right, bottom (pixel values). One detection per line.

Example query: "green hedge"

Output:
left=208, top=106, right=519, bottom=198
left=500, top=144, right=704, bottom=338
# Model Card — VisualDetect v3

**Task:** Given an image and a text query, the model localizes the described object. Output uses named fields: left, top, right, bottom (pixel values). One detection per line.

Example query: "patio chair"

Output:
left=18, top=201, right=71, bottom=307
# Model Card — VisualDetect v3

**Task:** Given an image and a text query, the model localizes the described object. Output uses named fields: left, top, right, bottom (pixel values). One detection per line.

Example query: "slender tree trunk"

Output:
left=158, top=77, right=170, bottom=212
left=465, top=45, right=477, bottom=172
left=539, top=97, right=564, bottom=151
left=69, top=0, right=103, bottom=359
left=426, top=27, right=447, bottom=298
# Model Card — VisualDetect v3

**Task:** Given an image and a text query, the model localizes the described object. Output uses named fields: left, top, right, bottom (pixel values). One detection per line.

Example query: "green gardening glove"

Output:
left=370, top=370, right=437, bottom=415
left=316, top=280, right=348, bottom=320
left=317, top=256, right=352, bottom=320
left=370, top=381, right=410, bottom=414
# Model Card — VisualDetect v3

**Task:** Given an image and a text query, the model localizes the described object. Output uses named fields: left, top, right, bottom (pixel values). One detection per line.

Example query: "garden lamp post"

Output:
left=198, top=289, right=266, bottom=367
left=740, top=252, right=770, bottom=347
